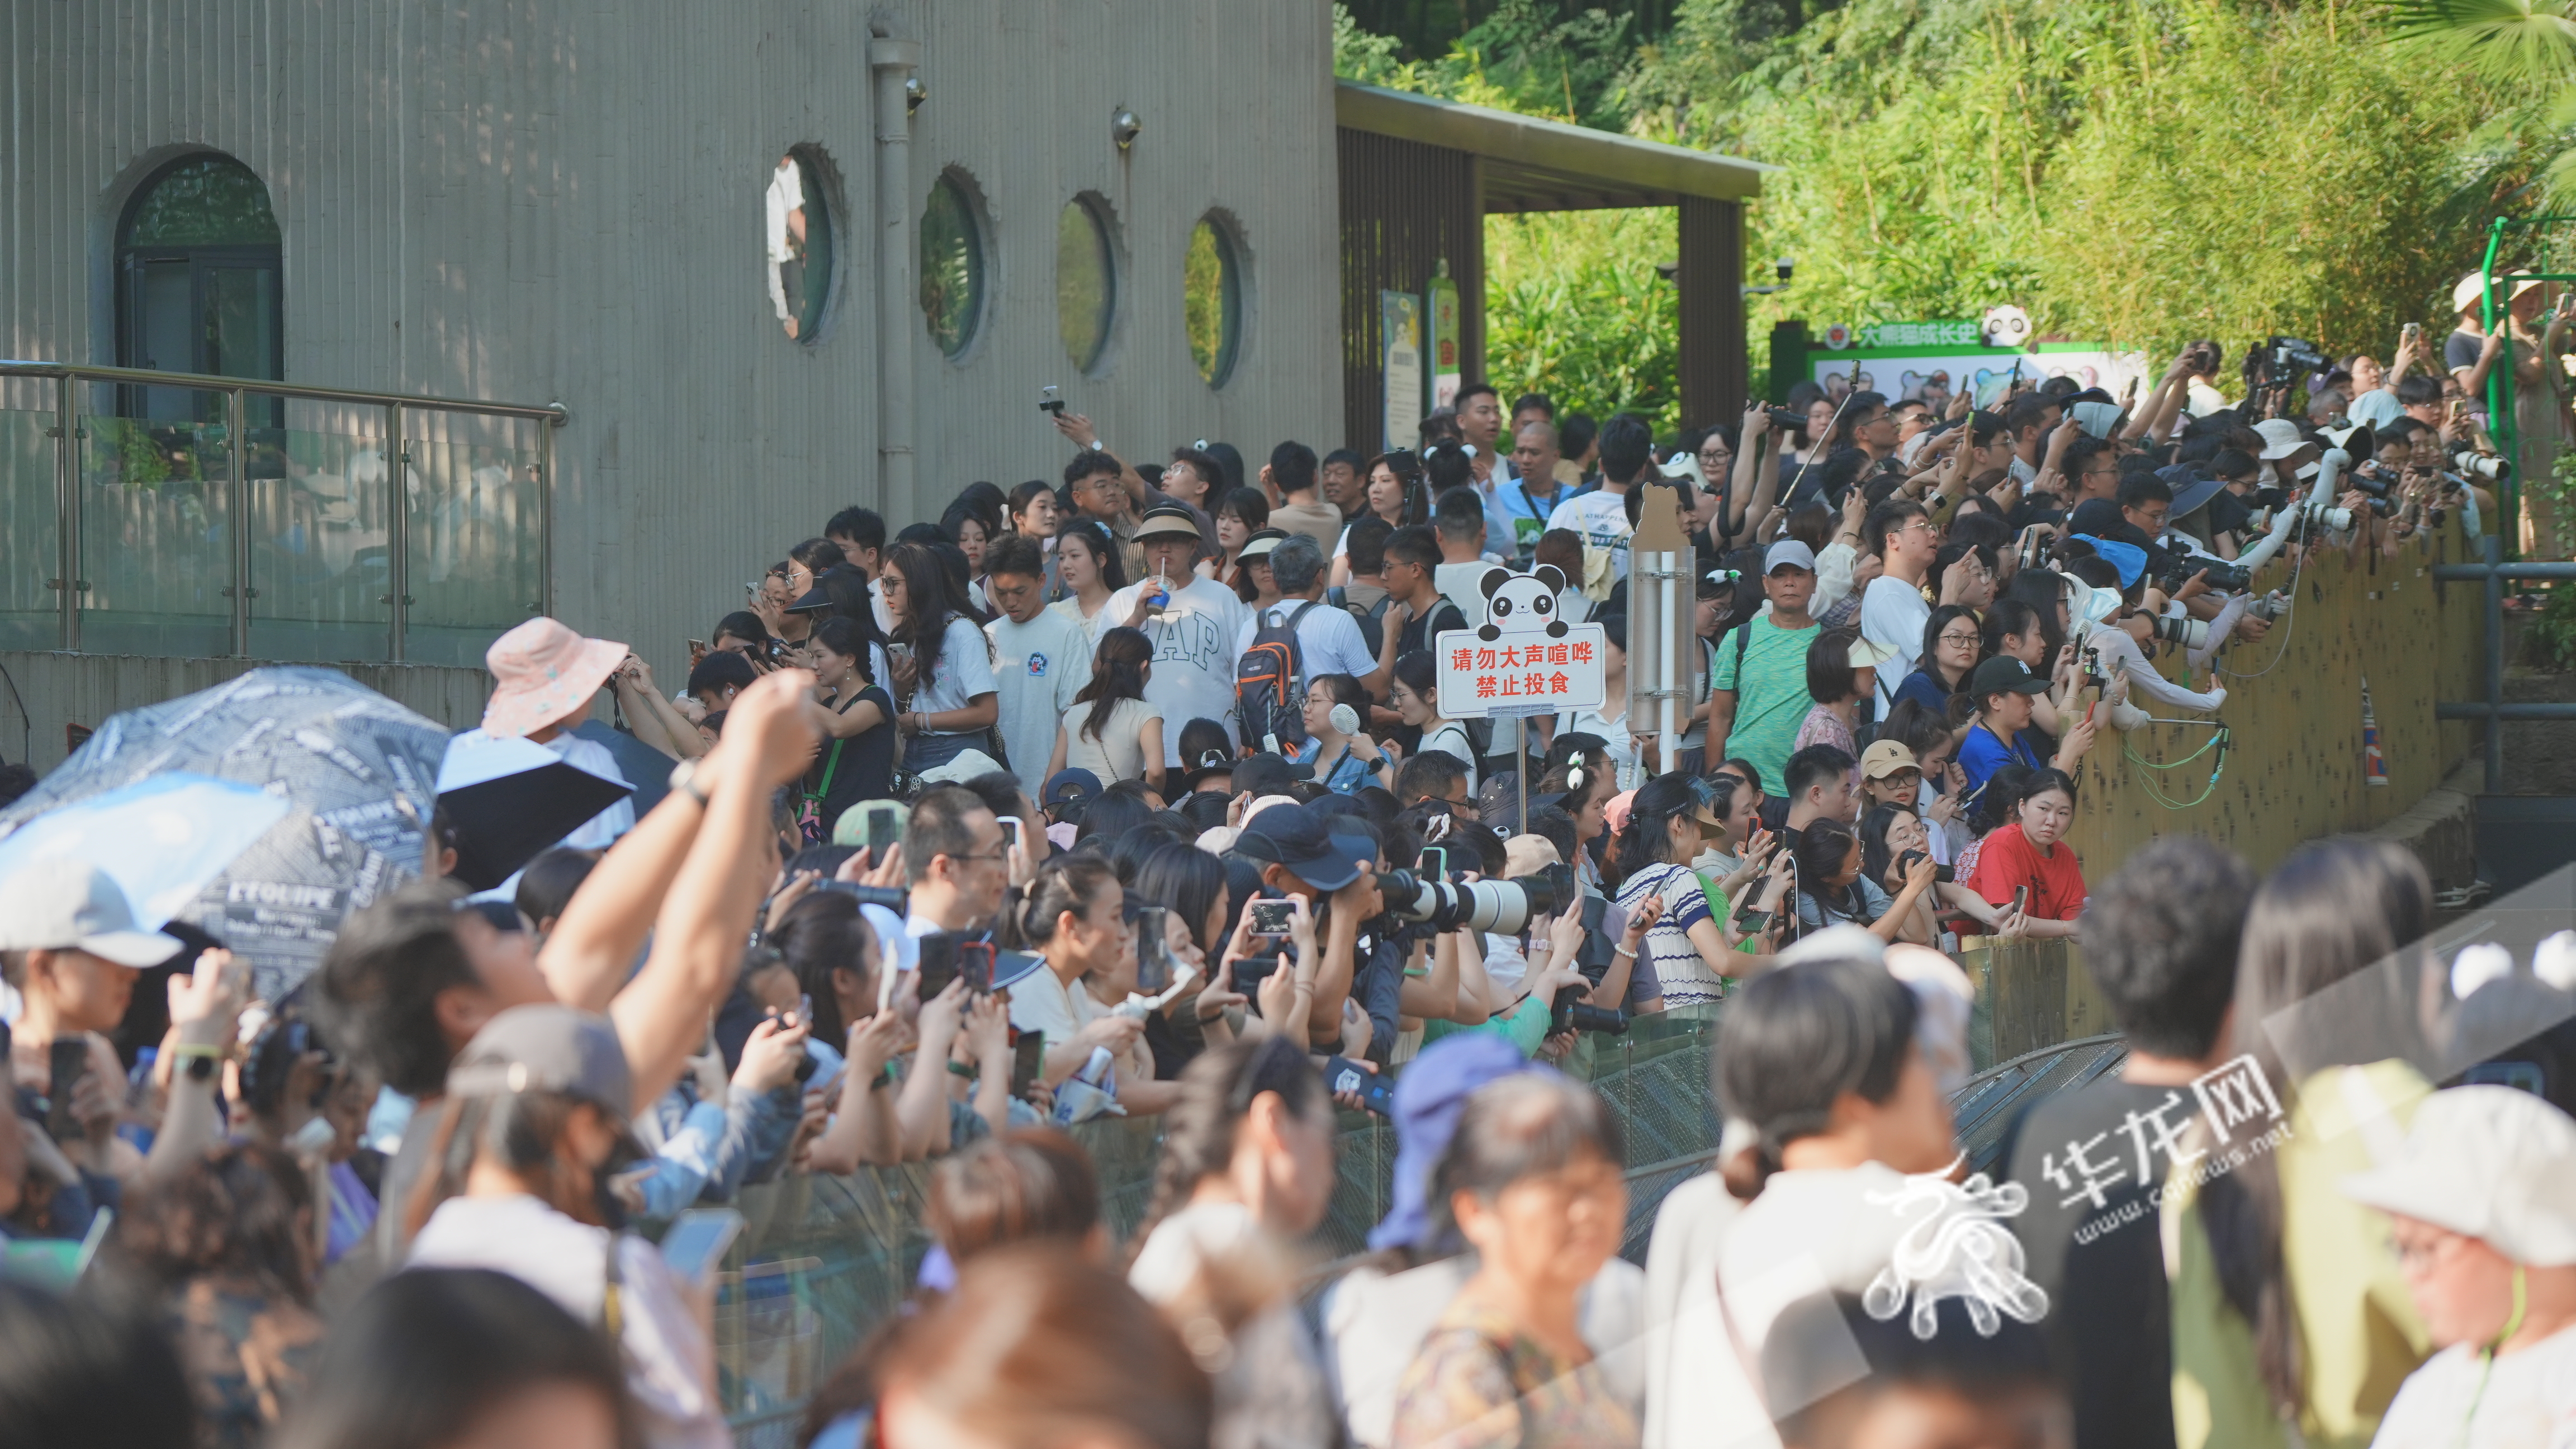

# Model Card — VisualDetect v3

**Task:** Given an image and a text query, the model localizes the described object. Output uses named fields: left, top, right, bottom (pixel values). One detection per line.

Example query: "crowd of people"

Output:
left=0, top=288, right=2569, bottom=1449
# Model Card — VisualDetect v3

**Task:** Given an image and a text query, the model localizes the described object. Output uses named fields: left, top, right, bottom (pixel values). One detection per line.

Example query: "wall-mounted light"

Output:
left=1111, top=108, right=1143, bottom=150
left=906, top=76, right=927, bottom=114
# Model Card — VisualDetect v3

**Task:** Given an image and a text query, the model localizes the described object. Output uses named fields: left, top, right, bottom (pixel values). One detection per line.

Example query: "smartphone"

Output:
left=1039, top=384, right=1065, bottom=415
left=688, top=638, right=707, bottom=655
left=1898, top=850, right=1957, bottom=884
left=660, top=1208, right=747, bottom=1287
left=2012, top=886, right=2030, bottom=917
left=1232, top=954, right=1283, bottom=998
left=1324, top=1055, right=1396, bottom=1116
left=958, top=941, right=995, bottom=996
left=1417, top=844, right=1457, bottom=880
left=864, top=803, right=905, bottom=854
left=1011, top=1030, right=1046, bottom=1098
left=1731, top=897, right=1770, bottom=932
left=997, top=815, right=1025, bottom=855
left=1248, top=898, right=1294, bottom=938
left=795, top=993, right=813, bottom=1027
left=2402, top=321, right=2423, bottom=345
left=46, top=1040, right=89, bottom=1143
left=916, top=934, right=959, bottom=1000
left=1135, top=907, right=1173, bottom=995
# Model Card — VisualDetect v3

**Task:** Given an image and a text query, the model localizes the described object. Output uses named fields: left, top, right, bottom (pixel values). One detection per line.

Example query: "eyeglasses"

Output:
left=1938, top=631, right=1980, bottom=647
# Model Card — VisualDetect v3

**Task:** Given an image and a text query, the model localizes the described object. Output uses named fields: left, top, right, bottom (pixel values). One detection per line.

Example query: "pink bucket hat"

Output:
left=481, top=617, right=628, bottom=738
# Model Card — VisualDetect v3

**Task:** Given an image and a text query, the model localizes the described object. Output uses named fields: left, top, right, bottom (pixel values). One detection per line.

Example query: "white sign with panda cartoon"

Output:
left=1433, top=564, right=1608, bottom=719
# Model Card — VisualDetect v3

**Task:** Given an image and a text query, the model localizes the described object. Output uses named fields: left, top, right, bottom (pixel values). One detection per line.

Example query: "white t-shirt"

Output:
left=986, top=610, right=1095, bottom=798
left=1005, top=959, right=1086, bottom=1049
left=912, top=616, right=999, bottom=729
left=1716, top=1163, right=1915, bottom=1362
left=1106, top=575, right=1251, bottom=765
left=1233, top=599, right=1377, bottom=682
left=1419, top=720, right=1477, bottom=788
left=409, top=1193, right=728, bottom=1449
left=2369, top=1322, right=2576, bottom=1449
left=1859, top=575, right=1931, bottom=711
left=1548, top=490, right=1635, bottom=580
left=763, top=162, right=803, bottom=264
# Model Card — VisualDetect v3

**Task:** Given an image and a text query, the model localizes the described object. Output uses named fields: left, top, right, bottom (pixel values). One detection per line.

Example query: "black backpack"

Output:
left=1235, top=600, right=1323, bottom=753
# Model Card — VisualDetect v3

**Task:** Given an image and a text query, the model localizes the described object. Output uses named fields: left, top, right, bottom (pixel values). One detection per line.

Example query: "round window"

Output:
left=765, top=149, right=835, bottom=342
left=1184, top=216, right=1243, bottom=387
left=1057, top=197, right=1117, bottom=373
left=920, top=173, right=984, bottom=358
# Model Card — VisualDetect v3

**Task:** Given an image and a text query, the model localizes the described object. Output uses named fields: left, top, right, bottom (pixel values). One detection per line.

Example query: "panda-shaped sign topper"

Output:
left=1433, top=565, right=1607, bottom=720
left=1479, top=564, right=1568, bottom=642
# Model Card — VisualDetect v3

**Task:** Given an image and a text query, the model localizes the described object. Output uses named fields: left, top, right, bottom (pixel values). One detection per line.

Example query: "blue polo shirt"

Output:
left=1958, top=722, right=2040, bottom=803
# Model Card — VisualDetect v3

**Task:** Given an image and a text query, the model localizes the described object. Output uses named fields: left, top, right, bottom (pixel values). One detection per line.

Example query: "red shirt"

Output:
left=1967, top=824, right=2087, bottom=921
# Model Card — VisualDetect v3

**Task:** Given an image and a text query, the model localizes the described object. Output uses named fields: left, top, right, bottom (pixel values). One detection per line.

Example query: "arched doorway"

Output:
left=115, top=153, right=282, bottom=420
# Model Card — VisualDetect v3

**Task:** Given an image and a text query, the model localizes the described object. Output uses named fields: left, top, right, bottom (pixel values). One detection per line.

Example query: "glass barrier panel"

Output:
left=243, top=399, right=392, bottom=662
left=0, top=404, right=59, bottom=651
left=402, top=432, right=543, bottom=666
left=76, top=399, right=231, bottom=658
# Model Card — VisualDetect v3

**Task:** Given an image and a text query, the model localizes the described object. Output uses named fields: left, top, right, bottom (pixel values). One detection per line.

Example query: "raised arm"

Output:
left=609, top=671, right=822, bottom=1114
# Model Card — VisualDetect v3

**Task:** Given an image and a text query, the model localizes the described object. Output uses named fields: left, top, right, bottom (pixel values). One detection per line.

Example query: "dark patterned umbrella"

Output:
left=0, top=667, right=448, bottom=999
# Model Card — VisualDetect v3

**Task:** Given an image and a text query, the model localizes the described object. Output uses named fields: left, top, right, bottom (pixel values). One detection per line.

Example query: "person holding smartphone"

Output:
left=1964, top=768, right=2083, bottom=938
left=882, top=542, right=1001, bottom=775
left=998, top=857, right=1157, bottom=1101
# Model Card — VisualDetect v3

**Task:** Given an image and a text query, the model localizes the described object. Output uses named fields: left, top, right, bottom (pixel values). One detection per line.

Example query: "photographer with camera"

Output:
left=1230, top=803, right=1390, bottom=1055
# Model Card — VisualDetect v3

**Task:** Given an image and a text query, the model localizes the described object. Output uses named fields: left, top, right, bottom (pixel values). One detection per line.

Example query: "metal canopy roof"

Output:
left=1334, top=80, right=1770, bottom=210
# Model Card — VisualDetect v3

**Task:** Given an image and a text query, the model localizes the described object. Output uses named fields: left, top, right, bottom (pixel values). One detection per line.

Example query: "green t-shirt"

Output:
left=1711, top=613, right=1820, bottom=792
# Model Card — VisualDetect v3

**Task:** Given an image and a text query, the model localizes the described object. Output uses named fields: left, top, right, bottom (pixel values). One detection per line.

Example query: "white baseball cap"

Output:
left=2340, top=1085, right=2576, bottom=1266
left=1764, top=540, right=1819, bottom=575
left=0, top=857, right=183, bottom=967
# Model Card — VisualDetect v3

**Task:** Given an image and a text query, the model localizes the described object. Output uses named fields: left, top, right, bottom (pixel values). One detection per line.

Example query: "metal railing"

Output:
left=0, top=359, right=565, bottom=666
left=2432, top=533, right=2576, bottom=792
left=708, top=951, right=2115, bottom=1445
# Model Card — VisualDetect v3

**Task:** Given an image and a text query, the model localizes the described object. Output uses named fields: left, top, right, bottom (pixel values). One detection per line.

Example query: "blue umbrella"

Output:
left=0, top=667, right=451, bottom=998
left=0, top=773, right=288, bottom=930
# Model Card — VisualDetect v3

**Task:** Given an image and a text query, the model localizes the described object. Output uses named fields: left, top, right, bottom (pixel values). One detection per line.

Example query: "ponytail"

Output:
left=997, top=855, right=1119, bottom=951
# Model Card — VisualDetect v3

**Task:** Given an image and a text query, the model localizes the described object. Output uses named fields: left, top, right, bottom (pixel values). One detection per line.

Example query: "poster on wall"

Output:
left=1382, top=291, right=1424, bottom=451
left=1426, top=264, right=1462, bottom=414
left=1797, top=320, right=2150, bottom=413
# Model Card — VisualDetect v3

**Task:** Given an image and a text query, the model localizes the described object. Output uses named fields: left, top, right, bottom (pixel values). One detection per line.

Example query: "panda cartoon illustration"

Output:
left=1478, top=564, right=1569, bottom=642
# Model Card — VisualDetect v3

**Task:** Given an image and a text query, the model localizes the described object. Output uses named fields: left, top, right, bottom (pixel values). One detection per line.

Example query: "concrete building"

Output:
left=0, top=0, right=1760, bottom=767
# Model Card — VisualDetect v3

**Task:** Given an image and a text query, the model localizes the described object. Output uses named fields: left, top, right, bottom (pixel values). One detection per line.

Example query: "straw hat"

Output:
left=480, top=617, right=628, bottom=738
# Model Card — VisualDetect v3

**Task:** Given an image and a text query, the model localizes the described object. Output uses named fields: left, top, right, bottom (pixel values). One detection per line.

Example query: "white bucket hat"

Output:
left=2340, top=1085, right=2576, bottom=1266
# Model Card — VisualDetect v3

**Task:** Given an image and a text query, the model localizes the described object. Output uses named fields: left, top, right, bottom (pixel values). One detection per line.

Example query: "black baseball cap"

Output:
left=1233, top=752, right=1307, bottom=797
left=1968, top=656, right=2049, bottom=700
left=1233, top=803, right=1374, bottom=891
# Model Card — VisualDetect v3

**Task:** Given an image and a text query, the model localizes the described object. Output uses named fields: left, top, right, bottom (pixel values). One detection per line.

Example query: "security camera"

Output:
left=1774, top=258, right=1794, bottom=285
